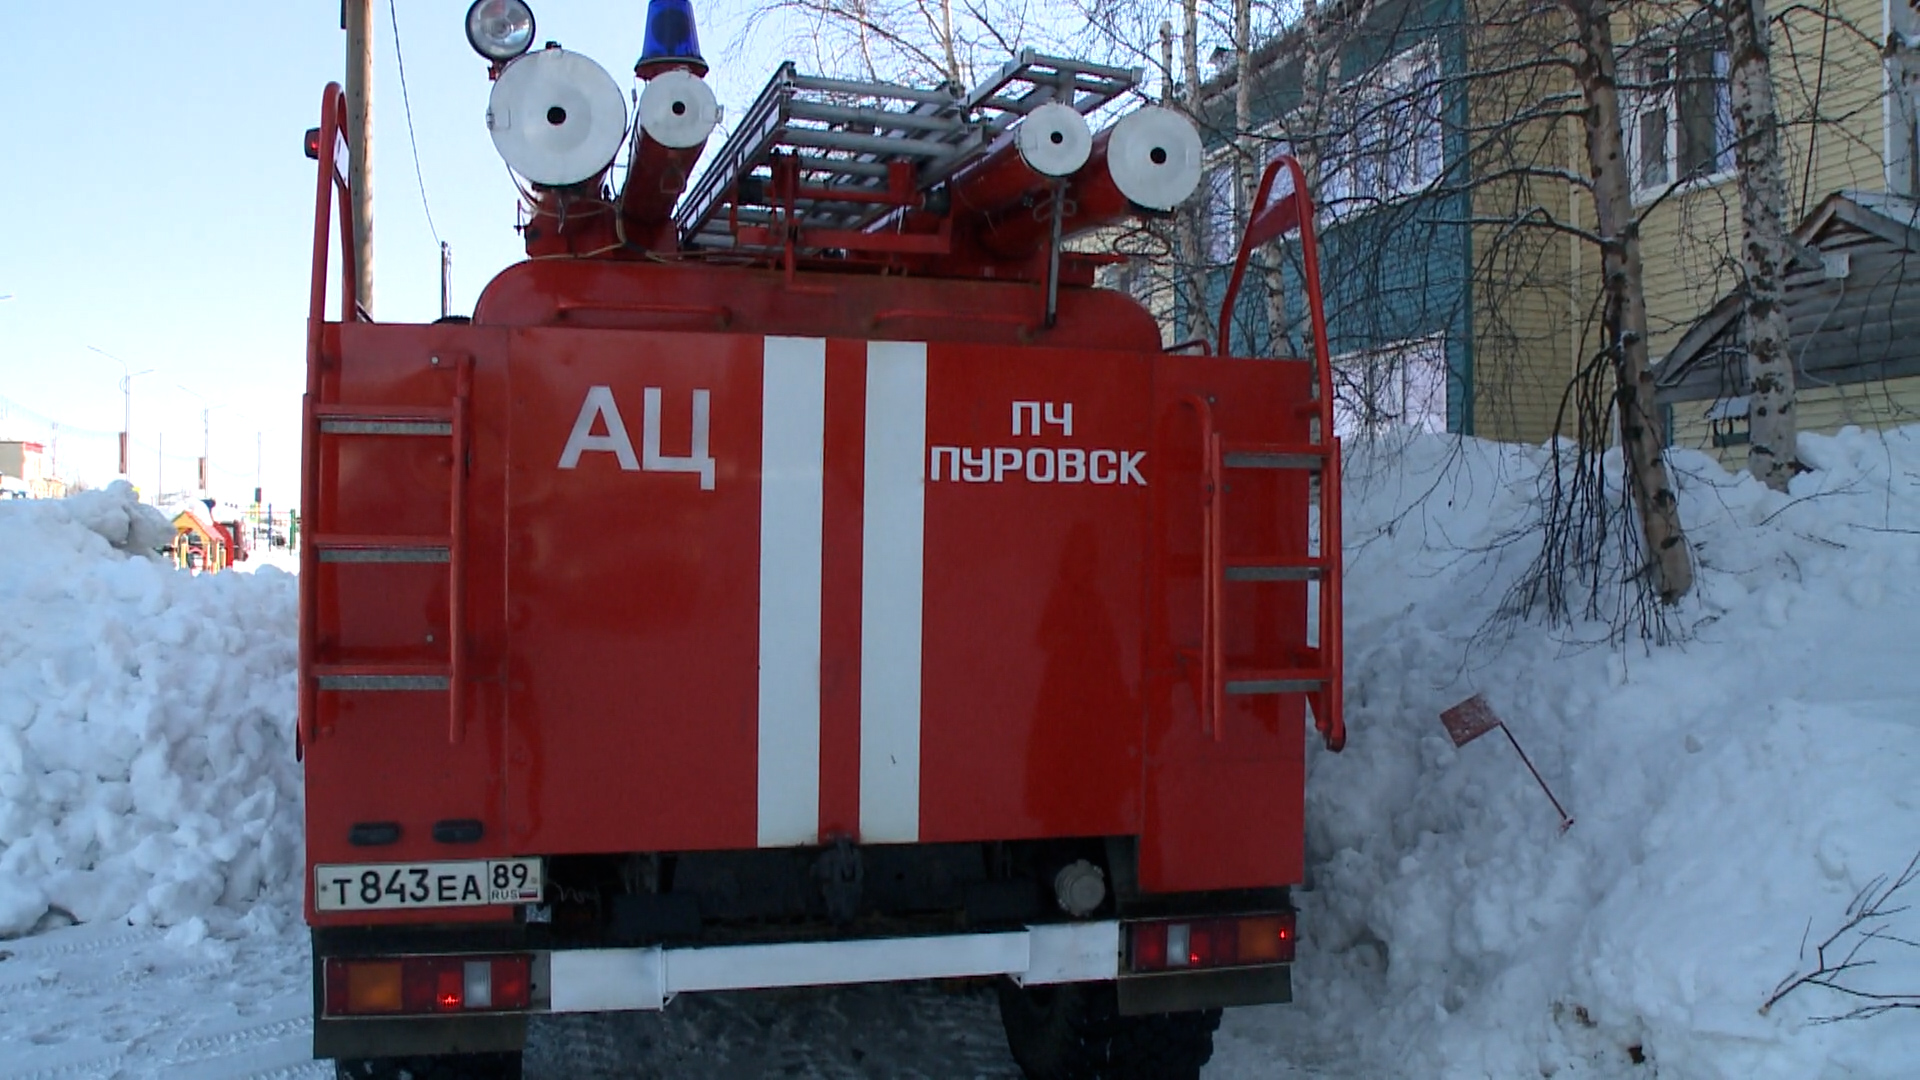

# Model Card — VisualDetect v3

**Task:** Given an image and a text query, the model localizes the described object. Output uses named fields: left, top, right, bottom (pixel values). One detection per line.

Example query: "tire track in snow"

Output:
left=172, top=1016, right=313, bottom=1060
left=0, top=1054, right=127, bottom=1080
left=0, top=960, right=229, bottom=1000
left=0, top=927, right=163, bottom=963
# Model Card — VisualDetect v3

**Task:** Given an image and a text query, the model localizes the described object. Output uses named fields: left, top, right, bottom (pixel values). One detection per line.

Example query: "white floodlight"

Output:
left=466, top=0, right=536, bottom=63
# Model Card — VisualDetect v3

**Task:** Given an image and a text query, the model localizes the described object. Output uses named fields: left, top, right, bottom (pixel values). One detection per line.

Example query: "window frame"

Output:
left=1329, top=332, right=1451, bottom=436
left=1621, top=16, right=1736, bottom=205
left=1317, top=40, right=1445, bottom=223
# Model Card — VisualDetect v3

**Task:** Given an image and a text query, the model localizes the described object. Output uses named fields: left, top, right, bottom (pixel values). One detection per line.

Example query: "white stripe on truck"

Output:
left=859, top=341, right=928, bottom=844
left=757, top=336, right=828, bottom=847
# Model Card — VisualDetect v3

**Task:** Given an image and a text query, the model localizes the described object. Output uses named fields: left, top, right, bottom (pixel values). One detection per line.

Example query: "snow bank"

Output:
left=1298, top=426, right=1920, bottom=1078
left=0, top=483, right=300, bottom=939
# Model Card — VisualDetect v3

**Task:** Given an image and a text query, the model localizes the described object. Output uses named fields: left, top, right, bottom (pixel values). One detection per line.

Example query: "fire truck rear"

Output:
left=300, top=2, right=1344, bottom=1077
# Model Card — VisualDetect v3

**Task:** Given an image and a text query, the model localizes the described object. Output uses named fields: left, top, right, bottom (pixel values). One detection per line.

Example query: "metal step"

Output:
left=314, top=664, right=451, bottom=692
left=315, top=403, right=454, bottom=437
left=311, top=534, right=453, bottom=564
left=1222, top=443, right=1331, bottom=470
left=1223, top=558, right=1326, bottom=582
left=1224, top=669, right=1330, bottom=695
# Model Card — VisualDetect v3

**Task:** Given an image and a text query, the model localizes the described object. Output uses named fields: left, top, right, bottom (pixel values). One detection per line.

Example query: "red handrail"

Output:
left=448, top=356, right=473, bottom=745
left=1179, top=394, right=1226, bottom=741
left=299, top=83, right=358, bottom=748
left=1216, top=156, right=1344, bottom=752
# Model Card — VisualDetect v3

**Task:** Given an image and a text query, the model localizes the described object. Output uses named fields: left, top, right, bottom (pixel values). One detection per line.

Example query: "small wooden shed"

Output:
left=1654, top=190, right=1920, bottom=464
left=170, top=502, right=236, bottom=573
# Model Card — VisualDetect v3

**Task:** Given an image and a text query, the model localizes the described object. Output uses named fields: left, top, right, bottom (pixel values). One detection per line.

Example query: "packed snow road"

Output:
left=0, top=921, right=1340, bottom=1080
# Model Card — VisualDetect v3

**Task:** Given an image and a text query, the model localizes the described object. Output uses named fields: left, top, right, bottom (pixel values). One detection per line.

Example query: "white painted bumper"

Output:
left=541, top=921, right=1120, bottom=1013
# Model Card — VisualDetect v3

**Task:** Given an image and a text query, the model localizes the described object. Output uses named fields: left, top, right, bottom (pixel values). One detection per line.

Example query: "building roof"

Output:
left=168, top=500, right=234, bottom=547
left=1654, top=190, right=1920, bottom=403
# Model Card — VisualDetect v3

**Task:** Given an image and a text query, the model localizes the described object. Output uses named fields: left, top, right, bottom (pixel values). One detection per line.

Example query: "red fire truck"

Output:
left=301, top=2, right=1342, bottom=1077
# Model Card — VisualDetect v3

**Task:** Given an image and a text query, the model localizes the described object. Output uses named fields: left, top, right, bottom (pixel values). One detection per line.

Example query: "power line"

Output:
left=0, top=394, right=121, bottom=440
left=388, top=0, right=442, bottom=246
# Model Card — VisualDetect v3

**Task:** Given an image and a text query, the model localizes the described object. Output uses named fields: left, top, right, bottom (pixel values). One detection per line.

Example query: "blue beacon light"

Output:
left=636, top=0, right=707, bottom=78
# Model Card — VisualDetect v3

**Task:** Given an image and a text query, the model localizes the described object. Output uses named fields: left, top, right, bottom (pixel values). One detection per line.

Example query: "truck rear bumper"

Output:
left=542, top=920, right=1119, bottom=1012
left=315, top=919, right=1295, bottom=1059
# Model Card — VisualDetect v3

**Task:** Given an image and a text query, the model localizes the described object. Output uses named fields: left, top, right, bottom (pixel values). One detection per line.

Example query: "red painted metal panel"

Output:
left=473, top=259, right=1162, bottom=350
left=818, top=341, right=869, bottom=841
left=1139, top=356, right=1316, bottom=893
left=502, top=328, right=764, bottom=854
left=916, top=345, right=1151, bottom=843
left=303, top=324, right=513, bottom=928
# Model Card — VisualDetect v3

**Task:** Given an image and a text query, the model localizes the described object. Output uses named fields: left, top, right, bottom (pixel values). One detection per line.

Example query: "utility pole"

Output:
left=440, top=242, right=452, bottom=319
left=87, top=346, right=152, bottom=479
left=255, top=431, right=263, bottom=507
left=121, top=380, right=132, bottom=476
left=346, top=0, right=375, bottom=317
left=199, top=407, right=210, bottom=494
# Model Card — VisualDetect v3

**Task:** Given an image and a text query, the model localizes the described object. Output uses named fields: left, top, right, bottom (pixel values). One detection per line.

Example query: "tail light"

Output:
left=324, top=955, right=533, bottom=1017
left=1125, top=912, right=1295, bottom=973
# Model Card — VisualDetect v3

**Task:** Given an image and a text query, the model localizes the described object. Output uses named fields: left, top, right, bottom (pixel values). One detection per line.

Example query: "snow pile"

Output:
left=1296, top=427, right=1920, bottom=1078
left=0, top=483, right=300, bottom=939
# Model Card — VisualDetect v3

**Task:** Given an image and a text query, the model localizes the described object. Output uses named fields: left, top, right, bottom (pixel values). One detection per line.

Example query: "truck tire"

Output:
left=334, top=1052, right=522, bottom=1080
left=995, top=979, right=1221, bottom=1080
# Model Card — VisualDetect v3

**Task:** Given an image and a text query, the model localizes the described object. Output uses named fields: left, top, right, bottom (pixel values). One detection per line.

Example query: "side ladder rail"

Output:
left=1176, top=395, right=1226, bottom=741
left=1214, top=156, right=1345, bottom=753
left=300, top=82, right=356, bottom=749
left=300, top=84, right=476, bottom=748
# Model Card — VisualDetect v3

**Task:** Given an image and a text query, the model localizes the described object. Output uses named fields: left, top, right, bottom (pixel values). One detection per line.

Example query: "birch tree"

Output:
left=1564, top=0, right=1694, bottom=602
left=1178, top=0, right=1217, bottom=346
left=1710, top=0, right=1803, bottom=491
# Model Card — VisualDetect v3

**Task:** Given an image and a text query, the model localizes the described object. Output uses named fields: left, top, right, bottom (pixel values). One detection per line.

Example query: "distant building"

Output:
left=0, top=441, right=68, bottom=499
left=1655, top=192, right=1920, bottom=463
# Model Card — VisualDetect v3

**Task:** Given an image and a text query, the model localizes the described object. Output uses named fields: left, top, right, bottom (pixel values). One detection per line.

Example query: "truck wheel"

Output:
left=334, top=1052, right=522, bottom=1080
left=995, top=980, right=1221, bottom=1080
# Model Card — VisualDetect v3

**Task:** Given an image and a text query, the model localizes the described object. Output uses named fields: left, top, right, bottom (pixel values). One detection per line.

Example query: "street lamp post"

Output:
left=86, top=346, right=154, bottom=481
left=172, top=384, right=236, bottom=499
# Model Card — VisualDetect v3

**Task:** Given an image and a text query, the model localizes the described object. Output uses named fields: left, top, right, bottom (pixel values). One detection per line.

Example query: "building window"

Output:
left=1622, top=20, right=1733, bottom=199
left=1203, top=131, right=1301, bottom=262
left=1705, top=394, right=1750, bottom=447
left=1331, top=334, right=1450, bottom=436
left=1320, top=43, right=1443, bottom=221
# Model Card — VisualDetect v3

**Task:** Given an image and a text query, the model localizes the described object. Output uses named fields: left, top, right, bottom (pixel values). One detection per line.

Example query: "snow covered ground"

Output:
left=2, top=430, right=1918, bottom=1078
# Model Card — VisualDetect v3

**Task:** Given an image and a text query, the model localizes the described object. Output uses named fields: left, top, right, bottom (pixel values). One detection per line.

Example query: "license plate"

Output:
left=314, top=858, right=544, bottom=912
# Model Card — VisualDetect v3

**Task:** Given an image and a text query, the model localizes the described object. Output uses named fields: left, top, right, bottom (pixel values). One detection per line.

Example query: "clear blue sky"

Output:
left=0, top=1, right=787, bottom=509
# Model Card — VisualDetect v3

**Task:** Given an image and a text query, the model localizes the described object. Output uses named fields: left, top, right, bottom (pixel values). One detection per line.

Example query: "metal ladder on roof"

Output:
left=675, top=51, right=1141, bottom=255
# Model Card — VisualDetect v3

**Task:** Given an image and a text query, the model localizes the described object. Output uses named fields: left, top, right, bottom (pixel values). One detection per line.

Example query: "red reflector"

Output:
left=304, top=127, right=322, bottom=160
left=435, top=966, right=464, bottom=1011
left=1187, top=921, right=1216, bottom=966
left=492, top=956, right=532, bottom=1010
left=1129, top=922, right=1168, bottom=972
left=324, top=954, right=533, bottom=1017
left=1190, top=919, right=1239, bottom=966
